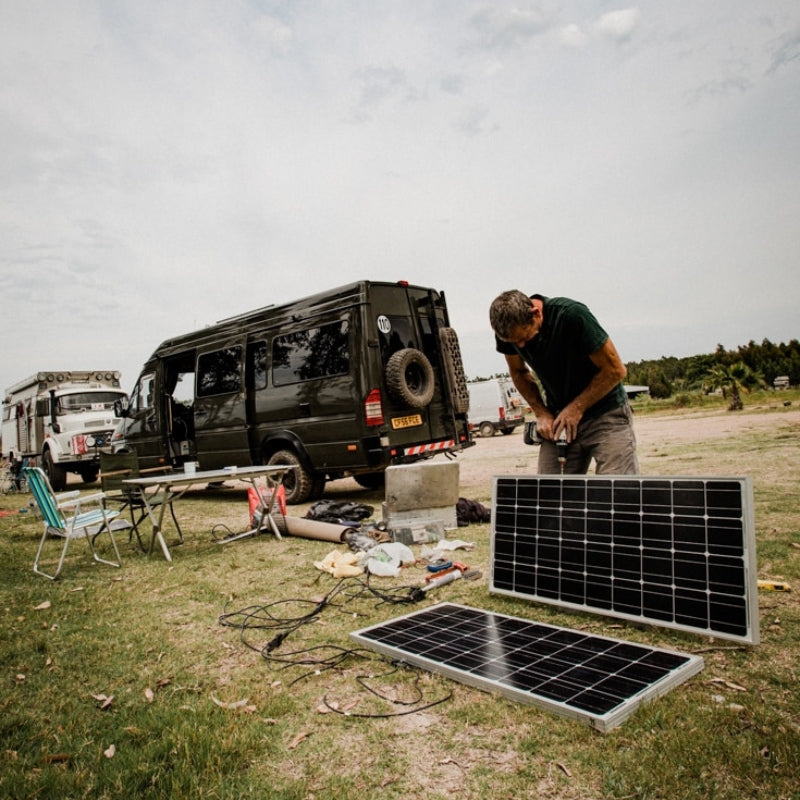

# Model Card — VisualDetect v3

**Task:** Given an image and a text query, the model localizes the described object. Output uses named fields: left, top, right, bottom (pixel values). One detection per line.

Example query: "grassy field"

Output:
left=2, top=397, right=799, bottom=799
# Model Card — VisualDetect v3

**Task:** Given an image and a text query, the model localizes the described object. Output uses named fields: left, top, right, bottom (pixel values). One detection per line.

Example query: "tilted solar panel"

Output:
left=351, top=603, right=704, bottom=732
left=490, top=475, right=759, bottom=644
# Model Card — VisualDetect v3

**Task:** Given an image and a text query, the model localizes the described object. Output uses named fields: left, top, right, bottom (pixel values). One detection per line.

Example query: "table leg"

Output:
left=141, top=490, right=172, bottom=562
left=218, top=475, right=285, bottom=543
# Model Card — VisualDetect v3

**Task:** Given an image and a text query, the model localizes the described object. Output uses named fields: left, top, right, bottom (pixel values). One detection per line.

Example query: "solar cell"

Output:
left=351, top=603, right=704, bottom=732
left=490, top=476, right=759, bottom=644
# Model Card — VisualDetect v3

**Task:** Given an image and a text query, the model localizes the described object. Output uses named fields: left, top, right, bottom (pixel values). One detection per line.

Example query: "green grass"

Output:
left=2, top=404, right=800, bottom=799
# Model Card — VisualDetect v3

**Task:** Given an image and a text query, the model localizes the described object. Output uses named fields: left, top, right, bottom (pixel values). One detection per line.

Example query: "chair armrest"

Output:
left=140, top=466, right=173, bottom=475
left=55, top=490, right=81, bottom=504
left=100, top=468, right=133, bottom=479
left=58, top=491, right=108, bottom=510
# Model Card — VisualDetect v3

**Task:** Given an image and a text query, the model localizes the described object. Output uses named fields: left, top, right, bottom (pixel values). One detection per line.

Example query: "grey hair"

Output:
left=489, top=290, right=533, bottom=341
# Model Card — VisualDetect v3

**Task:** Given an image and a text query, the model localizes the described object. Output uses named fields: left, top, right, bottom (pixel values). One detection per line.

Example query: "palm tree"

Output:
left=703, top=362, right=766, bottom=411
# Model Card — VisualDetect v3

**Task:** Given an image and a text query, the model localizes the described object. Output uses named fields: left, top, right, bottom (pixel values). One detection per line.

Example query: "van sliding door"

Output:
left=194, top=343, right=250, bottom=469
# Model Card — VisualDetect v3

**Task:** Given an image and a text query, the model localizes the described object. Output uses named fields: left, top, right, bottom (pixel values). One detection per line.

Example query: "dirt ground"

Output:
left=452, top=404, right=800, bottom=501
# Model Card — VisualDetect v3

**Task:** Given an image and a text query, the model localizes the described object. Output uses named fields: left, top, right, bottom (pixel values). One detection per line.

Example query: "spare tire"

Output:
left=385, top=348, right=436, bottom=408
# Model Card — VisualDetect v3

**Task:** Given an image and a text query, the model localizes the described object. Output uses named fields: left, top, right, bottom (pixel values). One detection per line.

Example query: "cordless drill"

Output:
left=556, top=429, right=568, bottom=474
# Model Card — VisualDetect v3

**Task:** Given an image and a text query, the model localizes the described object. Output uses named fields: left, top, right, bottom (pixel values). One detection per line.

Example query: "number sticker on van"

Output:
left=377, top=315, right=391, bottom=334
left=391, top=414, right=423, bottom=430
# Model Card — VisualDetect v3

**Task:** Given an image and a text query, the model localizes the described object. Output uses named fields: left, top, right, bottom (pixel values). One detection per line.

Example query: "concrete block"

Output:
left=384, top=461, right=460, bottom=512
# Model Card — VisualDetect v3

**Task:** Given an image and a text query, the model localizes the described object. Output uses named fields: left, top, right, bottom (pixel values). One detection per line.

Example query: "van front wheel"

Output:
left=267, top=449, right=315, bottom=505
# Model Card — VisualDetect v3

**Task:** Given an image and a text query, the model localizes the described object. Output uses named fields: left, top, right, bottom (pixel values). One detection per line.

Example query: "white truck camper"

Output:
left=2, top=371, right=127, bottom=491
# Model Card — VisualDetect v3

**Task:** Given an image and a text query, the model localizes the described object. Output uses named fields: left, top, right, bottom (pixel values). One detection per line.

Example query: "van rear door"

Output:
left=370, top=283, right=461, bottom=450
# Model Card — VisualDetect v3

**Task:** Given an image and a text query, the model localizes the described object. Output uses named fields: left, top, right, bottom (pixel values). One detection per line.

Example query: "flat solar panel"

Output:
left=351, top=602, right=704, bottom=732
left=490, top=476, right=759, bottom=644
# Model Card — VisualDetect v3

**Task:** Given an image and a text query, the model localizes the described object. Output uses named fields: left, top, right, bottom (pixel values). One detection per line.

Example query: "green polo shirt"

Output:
left=495, top=295, right=627, bottom=419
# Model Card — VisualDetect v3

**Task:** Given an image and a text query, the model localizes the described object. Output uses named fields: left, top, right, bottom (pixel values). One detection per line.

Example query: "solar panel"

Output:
left=351, top=602, right=704, bottom=732
left=490, top=476, right=759, bottom=644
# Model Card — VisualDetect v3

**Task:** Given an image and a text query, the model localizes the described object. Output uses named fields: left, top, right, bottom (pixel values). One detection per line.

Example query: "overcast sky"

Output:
left=2, top=0, right=799, bottom=395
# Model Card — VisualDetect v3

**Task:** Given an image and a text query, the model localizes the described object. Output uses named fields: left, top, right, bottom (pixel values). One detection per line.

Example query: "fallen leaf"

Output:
left=557, top=762, right=573, bottom=777
left=92, top=694, right=114, bottom=710
left=104, top=744, right=116, bottom=759
left=709, top=678, right=748, bottom=692
left=15, top=674, right=25, bottom=682
left=144, top=688, right=155, bottom=703
left=34, top=601, right=51, bottom=611
left=288, top=731, right=310, bottom=750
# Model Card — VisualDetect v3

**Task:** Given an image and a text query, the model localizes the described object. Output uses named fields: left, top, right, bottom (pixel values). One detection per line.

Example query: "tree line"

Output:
left=624, top=338, right=800, bottom=399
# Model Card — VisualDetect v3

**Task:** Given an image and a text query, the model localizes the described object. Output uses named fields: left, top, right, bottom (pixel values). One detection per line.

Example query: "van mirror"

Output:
left=114, top=397, right=129, bottom=418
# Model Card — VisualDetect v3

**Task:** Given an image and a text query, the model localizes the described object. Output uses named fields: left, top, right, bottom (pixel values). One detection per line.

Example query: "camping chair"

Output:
left=99, top=451, right=182, bottom=552
left=25, top=466, right=125, bottom=580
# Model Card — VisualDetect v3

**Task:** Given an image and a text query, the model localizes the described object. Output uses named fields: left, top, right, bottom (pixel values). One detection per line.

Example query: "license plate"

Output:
left=391, top=414, right=423, bottom=430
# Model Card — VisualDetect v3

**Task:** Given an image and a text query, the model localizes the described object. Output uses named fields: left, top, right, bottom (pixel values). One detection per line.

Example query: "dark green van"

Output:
left=112, top=280, right=473, bottom=503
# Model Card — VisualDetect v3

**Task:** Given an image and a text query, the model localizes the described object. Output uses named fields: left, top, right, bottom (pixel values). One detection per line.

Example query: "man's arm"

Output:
left=555, top=338, right=626, bottom=441
left=505, top=354, right=557, bottom=438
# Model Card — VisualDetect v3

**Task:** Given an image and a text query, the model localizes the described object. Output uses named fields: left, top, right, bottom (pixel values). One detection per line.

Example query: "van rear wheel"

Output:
left=267, top=449, right=315, bottom=505
left=354, top=471, right=385, bottom=490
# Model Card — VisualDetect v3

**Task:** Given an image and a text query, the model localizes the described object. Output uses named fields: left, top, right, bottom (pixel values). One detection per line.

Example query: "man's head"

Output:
left=490, top=290, right=543, bottom=347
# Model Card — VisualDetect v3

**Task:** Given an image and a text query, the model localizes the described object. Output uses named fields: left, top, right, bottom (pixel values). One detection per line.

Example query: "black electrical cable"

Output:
left=218, top=576, right=451, bottom=711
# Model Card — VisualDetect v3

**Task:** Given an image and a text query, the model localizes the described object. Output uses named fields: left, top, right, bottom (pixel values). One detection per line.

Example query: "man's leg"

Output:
left=583, top=405, right=639, bottom=474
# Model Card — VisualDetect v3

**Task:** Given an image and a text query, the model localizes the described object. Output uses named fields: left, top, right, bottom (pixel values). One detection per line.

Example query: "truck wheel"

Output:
left=267, top=449, right=315, bottom=505
left=501, top=427, right=514, bottom=435
left=439, top=327, right=470, bottom=414
left=385, top=348, right=435, bottom=408
left=43, top=450, right=68, bottom=491
left=479, top=422, right=496, bottom=437
left=80, top=466, right=99, bottom=484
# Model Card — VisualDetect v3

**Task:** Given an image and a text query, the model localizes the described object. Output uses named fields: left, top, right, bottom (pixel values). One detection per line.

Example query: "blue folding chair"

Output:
left=25, top=466, right=126, bottom=580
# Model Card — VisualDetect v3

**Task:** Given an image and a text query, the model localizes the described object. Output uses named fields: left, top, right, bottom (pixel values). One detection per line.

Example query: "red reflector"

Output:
left=365, top=388, right=384, bottom=426
left=499, top=407, right=506, bottom=420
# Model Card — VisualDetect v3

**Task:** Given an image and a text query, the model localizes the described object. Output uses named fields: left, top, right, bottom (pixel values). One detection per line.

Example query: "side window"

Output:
left=272, top=321, right=350, bottom=386
left=197, top=346, right=242, bottom=397
left=247, top=341, right=268, bottom=391
left=130, top=373, right=155, bottom=412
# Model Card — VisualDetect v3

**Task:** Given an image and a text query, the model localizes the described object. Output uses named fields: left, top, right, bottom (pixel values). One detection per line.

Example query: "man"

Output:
left=489, top=290, right=638, bottom=475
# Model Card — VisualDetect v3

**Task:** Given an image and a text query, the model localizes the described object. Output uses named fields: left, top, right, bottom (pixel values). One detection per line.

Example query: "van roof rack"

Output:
left=215, top=304, right=275, bottom=325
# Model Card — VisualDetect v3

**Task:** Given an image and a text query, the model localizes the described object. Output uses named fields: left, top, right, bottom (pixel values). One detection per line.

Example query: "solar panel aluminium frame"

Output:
left=351, top=602, right=704, bottom=732
left=490, top=475, right=759, bottom=644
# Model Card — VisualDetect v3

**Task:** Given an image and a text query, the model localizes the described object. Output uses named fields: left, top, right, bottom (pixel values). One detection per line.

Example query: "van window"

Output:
left=130, top=373, right=156, bottom=412
left=272, top=321, right=349, bottom=386
left=378, top=316, right=415, bottom=359
left=247, top=341, right=268, bottom=391
left=197, top=346, right=242, bottom=397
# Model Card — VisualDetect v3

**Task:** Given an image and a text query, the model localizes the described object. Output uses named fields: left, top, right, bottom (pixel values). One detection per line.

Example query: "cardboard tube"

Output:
left=274, top=515, right=354, bottom=543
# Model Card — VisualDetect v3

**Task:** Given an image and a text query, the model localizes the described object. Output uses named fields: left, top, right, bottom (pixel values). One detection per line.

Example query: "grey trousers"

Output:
left=537, top=403, right=639, bottom=475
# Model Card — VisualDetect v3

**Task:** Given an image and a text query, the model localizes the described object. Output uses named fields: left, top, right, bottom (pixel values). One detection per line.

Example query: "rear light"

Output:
left=499, top=407, right=506, bottom=420
left=365, top=388, right=384, bottom=426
